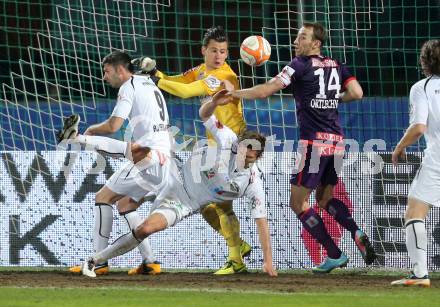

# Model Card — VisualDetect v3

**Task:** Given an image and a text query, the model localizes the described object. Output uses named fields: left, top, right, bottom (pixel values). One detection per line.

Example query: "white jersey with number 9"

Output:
left=111, top=75, right=173, bottom=154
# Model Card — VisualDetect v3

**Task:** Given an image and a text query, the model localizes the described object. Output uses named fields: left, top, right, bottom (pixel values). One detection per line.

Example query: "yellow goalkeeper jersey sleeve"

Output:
left=157, top=63, right=246, bottom=139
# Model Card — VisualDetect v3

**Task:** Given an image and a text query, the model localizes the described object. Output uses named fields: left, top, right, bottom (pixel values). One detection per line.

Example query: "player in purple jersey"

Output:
left=228, top=22, right=376, bottom=273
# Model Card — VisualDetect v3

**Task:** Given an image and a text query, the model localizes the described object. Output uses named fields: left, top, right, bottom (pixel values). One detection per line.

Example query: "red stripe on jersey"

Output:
left=343, top=76, right=357, bottom=89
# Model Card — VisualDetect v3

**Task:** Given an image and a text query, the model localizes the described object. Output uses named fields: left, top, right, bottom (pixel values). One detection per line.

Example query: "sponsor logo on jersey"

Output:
left=316, top=132, right=343, bottom=142
left=435, top=89, right=440, bottom=94
left=204, top=75, right=221, bottom=90
left=312, top=57, right=339, bottom=68
left=317, top=146, right=345, bottom=156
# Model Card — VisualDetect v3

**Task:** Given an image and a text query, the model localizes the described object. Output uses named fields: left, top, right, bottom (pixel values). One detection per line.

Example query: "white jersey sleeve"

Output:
left=203, top=115, right=238, bottom=148
left=112, top=81, right=134, bottom=119
left=409, top=81, right=429, bottom=126
left=244, top=169, right=266, bottom=219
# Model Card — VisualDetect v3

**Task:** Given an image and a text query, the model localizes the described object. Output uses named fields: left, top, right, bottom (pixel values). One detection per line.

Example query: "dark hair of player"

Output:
left=420, top=39, right=440, bottom=77
left=238, top=130, right=266, bottom=158
left=102, top=50, right=134, bottom=72
left=302, top=22, right=327, bottom=46
left=202, top=26, right=228, bottom=47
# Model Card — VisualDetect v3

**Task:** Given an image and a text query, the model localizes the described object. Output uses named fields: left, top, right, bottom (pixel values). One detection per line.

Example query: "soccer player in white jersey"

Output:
left=80, top=89, right=278, bottom=277
left=61, top=50, right=173, bottom=275
left=391, top=40, right=440, bottom=288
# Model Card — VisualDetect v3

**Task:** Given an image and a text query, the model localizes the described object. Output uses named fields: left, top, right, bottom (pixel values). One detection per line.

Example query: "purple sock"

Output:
left=298, top=208, right=342, bottom=259
left=326, top=198, right=359, bottom=238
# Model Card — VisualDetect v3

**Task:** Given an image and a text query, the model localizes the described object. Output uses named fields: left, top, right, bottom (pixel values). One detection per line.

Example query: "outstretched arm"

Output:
left=199, top=89, right=233, bottom=122
left=133, top=56, right=195, bottom=84
left=157, top=73, right=235, bottom=99
left=230, top=77, right=284, bottom=100
left=255, top=217, right=277, bottom=277
left=157, top=78, right=207, bottom=98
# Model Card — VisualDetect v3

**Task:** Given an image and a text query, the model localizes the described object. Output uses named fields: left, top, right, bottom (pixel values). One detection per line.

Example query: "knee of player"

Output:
left=135, top=222, right=151, bottom=239
left=404, top=199, right=429, bottom=221
left=117, top=199, right=139, bottom=213
left=95, top=186, right=120, bottom=204
left=289, top=199, right=307, bottom=215
left=317, top=198, right=330, bottom=209
left=95, top=192, right=111, bottom=205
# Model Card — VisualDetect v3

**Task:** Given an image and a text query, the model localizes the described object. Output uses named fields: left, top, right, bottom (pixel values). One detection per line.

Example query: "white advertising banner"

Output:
left=0, top=151, right=439, bottom=270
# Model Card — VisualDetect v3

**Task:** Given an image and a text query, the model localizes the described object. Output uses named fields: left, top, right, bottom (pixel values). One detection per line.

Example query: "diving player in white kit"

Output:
left=80, top=89, right=278, bottom=277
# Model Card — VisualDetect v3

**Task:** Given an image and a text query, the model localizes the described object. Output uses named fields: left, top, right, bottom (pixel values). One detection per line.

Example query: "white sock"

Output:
left=405, top=219, right=428, bottom=278
left=94, top=231, right=141, bottom=264
left=121, top=211, right=156, bottom=263
left=76, top=135, right=129, bottom=158
left=93, top=204, right=113, bottom=259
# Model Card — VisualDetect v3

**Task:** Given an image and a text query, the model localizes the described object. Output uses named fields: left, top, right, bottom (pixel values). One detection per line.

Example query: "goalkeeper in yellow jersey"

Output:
left=133, top=26, right=251, bottom=274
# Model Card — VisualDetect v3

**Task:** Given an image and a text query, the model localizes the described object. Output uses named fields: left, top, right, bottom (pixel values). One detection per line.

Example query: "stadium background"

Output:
left=0, top=0, right=440, bottom=272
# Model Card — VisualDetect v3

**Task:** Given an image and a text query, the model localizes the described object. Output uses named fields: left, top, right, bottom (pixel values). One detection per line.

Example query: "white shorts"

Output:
left=150, top=200, right=193, bottom=227
left=408, top=164, right=440, bottom=207
left=105, top=150, right=173, bottom=202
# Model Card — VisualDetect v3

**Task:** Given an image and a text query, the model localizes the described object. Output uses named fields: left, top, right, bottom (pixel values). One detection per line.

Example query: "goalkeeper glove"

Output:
left=131, top=56, right=157, bottom=75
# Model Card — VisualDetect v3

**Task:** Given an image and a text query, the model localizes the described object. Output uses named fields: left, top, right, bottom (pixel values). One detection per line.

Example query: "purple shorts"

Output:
left=290, top=143, right=343, bottom=189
